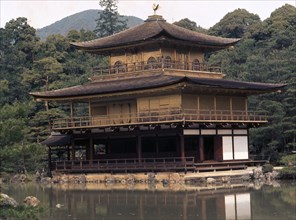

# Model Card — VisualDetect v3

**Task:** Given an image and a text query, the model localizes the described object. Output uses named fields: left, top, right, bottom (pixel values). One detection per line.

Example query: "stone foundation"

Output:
left=47, top=167, right=280, bottom=186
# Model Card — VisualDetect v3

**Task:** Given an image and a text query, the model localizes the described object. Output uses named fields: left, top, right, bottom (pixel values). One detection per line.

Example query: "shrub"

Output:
left=278, top=167, right=296, bottom=179
left=280, top=154, right=296, bottom=166
left=262, top=163, right=273, bottom=173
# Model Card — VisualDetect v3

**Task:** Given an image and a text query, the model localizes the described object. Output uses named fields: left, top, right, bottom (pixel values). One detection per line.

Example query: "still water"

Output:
left=2, top=181, right=296, bottom=220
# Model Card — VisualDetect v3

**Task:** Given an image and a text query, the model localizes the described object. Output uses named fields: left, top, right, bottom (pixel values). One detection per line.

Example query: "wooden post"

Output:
left=88, top=100, right=92, bottom=125
left=70, top=102, right=73, bottom=117
left=67, top=145, right=70, bottom=160
left=180, top=133, right=185, bottom=161
left=71, top=139, right=75, bottom=160
left=89, top=137, right=94, bottom=164
left=70, top=102, right=74, bottom=127
left=230, top=97, right=233, bottom=120
left=199, top=136, right=204, bottom=162
left=137, top=135, right=142, bottom=161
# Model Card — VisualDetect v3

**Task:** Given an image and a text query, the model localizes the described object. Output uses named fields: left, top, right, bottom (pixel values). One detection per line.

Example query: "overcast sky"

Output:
left=1, top=0, right=295, bottom=29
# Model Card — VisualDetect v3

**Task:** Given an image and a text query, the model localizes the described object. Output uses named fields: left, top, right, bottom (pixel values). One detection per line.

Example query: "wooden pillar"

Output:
left=88, top=100, right=92, bottom=119
left=137, top=135, right=142, bottom=161
left=65, top=145, right=69, bottom=160
left=180, top=133, right=185, bottom=161
left=232, top=129, right=235, bottom=160
left=89, top=137, right=94, bottom=164
left=199, top=136, right=204, bottom=162
left=70, top=102, right=74, bottom=118
left=71, top=139, right=75, bottom=160
left=230, top=97, right=233, bottom=120
left=214, top=96, right=217, bottom=119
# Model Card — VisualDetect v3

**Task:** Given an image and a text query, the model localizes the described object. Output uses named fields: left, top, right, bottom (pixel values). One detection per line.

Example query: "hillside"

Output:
left=36, top=9, right=143, bottom=41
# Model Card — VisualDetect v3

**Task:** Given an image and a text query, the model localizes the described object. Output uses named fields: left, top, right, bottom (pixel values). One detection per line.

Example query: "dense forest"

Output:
left=0, top=4, right=295, bottom=174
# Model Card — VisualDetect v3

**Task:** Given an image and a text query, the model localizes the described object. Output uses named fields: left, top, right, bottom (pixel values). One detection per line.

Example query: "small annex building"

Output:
left=31, top=14, right=285, bottom=174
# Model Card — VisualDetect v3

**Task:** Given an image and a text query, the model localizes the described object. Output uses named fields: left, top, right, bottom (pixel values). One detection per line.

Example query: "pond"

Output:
left=1, top=181, right=296, bottom=220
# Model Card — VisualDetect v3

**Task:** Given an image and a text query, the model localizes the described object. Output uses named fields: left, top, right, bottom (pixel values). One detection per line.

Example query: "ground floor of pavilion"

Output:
left=43, top=126, right=266, bottom=174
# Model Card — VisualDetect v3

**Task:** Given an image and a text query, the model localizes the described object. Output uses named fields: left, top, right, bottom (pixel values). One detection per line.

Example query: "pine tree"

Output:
left=94, top=0, right=127, bottom=37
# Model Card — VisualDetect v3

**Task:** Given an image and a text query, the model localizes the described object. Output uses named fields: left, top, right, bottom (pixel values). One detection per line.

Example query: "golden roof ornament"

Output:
left=152, top=3, right=160, bottom=15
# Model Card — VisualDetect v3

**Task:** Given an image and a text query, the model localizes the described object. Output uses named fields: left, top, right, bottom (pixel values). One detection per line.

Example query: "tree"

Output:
left=94, top=0, right=127, bottom=37
left=173, top=18, right=207, bottom=33
left=209, top=9, right=261, bottom=38
left=0, top=18, right=39, bottom=105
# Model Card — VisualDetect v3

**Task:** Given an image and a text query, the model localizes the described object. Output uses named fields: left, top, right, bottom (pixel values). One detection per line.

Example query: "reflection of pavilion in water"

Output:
left=48, top=186, right=252, bottom=220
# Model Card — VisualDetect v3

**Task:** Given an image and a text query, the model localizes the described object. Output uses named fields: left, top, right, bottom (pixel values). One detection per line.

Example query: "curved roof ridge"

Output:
left=71, top=21, right=164, bottom=49
left=159, top=22, right=240, bottom=45
left=70, top=15, right=240, bottom=51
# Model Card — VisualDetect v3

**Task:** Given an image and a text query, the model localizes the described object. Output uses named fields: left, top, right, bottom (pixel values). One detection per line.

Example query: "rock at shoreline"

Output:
left=252, top=167, right=263, bottom=179
left=23, top=196, right=40, bottom=207
left=206, top=178, right=216, bottom=184
left=147, top=172, right=156, bottom=183
left=41, top=177, right=52, bottom=184
left=0, top=193, right=18, bottom=207
left=11, top=174, right=28, bottom=183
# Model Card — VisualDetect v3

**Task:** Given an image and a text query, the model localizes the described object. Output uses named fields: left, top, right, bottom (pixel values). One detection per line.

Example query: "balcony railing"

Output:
left=50, top=109, right=267, bottom=130
left=52, top=157, right=195, bottom=173
left=93, top=59, right=221, bottom=75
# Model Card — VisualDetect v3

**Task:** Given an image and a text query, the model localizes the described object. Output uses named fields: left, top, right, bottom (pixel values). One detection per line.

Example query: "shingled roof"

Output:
left=30, top=74, right=286, bottom=100
left=71, top=15, right=240, bottom=53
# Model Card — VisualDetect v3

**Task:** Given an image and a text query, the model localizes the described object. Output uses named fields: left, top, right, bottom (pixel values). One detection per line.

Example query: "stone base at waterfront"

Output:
left=44, top=167, right=280, bottom=186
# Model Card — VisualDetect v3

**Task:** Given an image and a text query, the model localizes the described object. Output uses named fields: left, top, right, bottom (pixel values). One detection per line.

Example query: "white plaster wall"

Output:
left=233, top=136, right=248, bottom=159
left=223, top=136, right=233, bottom=160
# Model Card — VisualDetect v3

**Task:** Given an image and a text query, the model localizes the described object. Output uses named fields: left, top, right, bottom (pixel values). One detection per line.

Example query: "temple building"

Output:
left=30, top=14, right=285, bottom=173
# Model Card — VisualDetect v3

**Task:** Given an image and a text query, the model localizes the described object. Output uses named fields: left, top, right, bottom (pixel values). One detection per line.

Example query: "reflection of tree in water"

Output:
left=269, top=182, right=296, bottom=206
left=251, top=182, right=296, bottom=220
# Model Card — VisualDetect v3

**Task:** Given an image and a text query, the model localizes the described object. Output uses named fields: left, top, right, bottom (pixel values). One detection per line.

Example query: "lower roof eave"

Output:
left=51, top=120, right=267, bottom=133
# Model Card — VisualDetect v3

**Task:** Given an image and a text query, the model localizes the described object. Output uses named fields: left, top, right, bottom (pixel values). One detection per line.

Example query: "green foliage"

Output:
left=0, top=205, right=43, bottom=220
left=94, top=0, right=127, bottom=37
left=262, top=163, right=274, bottom=173
left=280, top=154, right=296, bottom=166
left=173, top=18, right=207, bottom=33
left=28, top=107, right=68, bottom=143
left=0, top=18, right=100, bottom=174
left=278, top=167, right=296, bottom=179
left=0, top=102, right=33, bottom=147
left=0, top=143, right=47, bottom=173
left=209, top=9, right=261, bottom=38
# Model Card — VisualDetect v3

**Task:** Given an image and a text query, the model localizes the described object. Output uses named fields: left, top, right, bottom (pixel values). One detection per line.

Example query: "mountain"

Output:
left=36, top=9, right=144, bottom=41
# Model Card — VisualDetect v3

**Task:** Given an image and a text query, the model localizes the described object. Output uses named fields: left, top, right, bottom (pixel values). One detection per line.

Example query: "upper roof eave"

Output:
left=70, top=16, right=240, bottom=53
left=71, top=37, right=240, bottom=54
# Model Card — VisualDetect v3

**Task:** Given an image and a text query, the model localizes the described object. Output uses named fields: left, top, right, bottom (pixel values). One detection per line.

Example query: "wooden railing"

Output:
left=52, top=157, right=195, bottom=173
left=93, top=59, right=221, bottom=75
left=51, top=109, right=267, bottom=130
